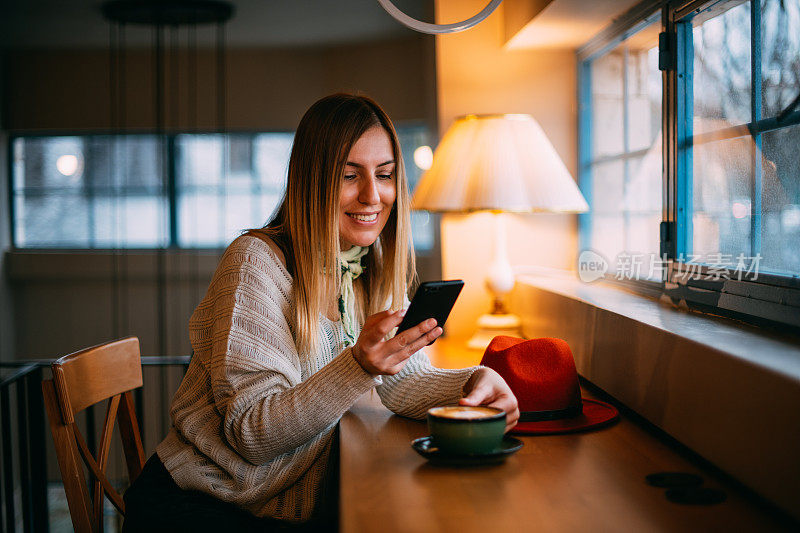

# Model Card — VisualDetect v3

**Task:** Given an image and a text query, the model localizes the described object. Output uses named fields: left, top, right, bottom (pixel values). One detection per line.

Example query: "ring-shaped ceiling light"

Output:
left=377, top=0, right=502, bottom=34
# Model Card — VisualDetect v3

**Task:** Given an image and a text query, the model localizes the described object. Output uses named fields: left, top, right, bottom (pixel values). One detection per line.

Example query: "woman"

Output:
left=124, top=94, right=519, bottom=531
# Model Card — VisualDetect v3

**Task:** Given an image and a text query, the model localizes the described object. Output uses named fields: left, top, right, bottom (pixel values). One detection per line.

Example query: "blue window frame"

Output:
left=579, top=0, right=800, bottom=329
left=667, top=0, right=800, bottom=328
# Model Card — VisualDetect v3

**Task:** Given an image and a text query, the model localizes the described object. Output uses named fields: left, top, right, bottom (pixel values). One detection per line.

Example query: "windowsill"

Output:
left=516, top=273, right=800, bottom=383
left=511, top=273, right=800, bottom=522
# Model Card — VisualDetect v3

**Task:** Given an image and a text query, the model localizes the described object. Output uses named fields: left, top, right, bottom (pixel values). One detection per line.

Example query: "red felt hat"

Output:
left=480, top=336, right=618, bottom=435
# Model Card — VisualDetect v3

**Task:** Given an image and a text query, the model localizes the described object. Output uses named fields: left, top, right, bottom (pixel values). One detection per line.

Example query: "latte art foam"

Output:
left=429, top=406, right=502, bottom=420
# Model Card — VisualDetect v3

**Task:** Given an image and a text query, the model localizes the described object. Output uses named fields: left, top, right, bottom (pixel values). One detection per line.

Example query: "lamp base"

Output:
left=466, top=313, right=523, bottom=351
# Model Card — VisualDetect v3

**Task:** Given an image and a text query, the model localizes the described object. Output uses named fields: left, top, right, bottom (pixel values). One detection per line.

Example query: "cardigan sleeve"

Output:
left=197, top=238, right=379, bottom=465
left=374, top=292, right=480, bottom=419
left=375, top=349, right=479, bottom=419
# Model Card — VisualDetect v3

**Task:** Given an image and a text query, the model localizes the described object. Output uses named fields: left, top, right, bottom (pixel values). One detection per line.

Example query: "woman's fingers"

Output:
left=354, top=312, right=443, bottom=376
left=486, top=396, right=520, bottom=432
left=501, top=407, right=520, bottom=432
left=505, top=406, right=521, bottom=432
left=363, top=310, right=403, bottom=341
left=382, top=309, right=407, bottom=334
left=390, top=318, right=437, bottom=350
left=386, top=326, right=442, bottom=368
left=461, top=391, right=518, bottom=432
left=459, top=367, right=520, bottom=432
left=458, top=382, right=495, bottom=407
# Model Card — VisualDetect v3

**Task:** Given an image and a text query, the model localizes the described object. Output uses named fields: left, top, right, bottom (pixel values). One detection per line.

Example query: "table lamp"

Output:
left=412, top=114, right=588, bottom=349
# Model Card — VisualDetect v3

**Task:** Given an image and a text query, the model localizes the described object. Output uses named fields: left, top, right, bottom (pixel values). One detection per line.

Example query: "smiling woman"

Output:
left=121, top=93, right=519, bottom=531
left=255, top=94, right=414, bottom=355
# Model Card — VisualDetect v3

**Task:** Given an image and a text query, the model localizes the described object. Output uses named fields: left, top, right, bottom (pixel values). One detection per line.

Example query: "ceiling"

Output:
left=505, top=0, right=645, bottom=49
left=0, top=0, right=432, bottom=49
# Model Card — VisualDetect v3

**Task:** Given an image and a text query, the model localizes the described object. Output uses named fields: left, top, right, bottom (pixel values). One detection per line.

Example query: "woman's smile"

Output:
left=346, top=212, right=380, bottom=224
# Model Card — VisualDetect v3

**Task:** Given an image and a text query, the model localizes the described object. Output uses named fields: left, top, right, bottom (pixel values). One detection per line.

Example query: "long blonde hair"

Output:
left=255, top=94, right=416, bottom=355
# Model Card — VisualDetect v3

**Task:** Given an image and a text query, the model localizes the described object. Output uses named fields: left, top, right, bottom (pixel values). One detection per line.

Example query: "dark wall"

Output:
left=5, top=37, right=437, bottom=132
left=7, top=251, right=220, bottom=358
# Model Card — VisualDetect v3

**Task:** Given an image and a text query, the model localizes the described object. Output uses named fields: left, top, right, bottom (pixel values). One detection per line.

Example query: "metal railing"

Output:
left=0, top=356, right=190, bottom=533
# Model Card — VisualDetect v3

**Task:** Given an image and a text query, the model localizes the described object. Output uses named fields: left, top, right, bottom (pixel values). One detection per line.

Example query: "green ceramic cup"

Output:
left=427, top=405, right=506, bottom=455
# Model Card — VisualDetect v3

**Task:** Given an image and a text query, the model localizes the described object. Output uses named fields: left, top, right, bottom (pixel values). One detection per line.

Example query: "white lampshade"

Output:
left=412, top=114, right=588, bottom=213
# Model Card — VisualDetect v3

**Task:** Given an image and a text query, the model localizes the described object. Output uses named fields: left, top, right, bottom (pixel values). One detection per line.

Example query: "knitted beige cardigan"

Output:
left=156, top=235, right=478, bottom=522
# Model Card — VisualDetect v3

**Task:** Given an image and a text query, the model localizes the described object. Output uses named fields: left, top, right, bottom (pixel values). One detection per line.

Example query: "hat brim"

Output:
left=511, top=398, right=619, bottom=435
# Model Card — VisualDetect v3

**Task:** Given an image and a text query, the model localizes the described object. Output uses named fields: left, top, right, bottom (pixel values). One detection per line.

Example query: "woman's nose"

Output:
left=358, top=176, right=380, bottom=205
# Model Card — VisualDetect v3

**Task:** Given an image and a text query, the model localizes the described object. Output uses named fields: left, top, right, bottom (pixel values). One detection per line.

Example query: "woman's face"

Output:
left=338, top=125, right=397, bottom=249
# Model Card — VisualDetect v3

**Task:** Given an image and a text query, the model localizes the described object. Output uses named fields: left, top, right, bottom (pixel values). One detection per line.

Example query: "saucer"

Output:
left=411, top=436, right=523, bottom=466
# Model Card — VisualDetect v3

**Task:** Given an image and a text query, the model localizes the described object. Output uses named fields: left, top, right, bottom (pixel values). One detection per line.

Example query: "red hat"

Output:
left=480, top=336, right=618, bottom=435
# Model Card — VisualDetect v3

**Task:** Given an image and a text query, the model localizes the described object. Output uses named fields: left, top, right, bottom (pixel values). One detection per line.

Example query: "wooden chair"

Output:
left=42, top=337, right=146, bottom=533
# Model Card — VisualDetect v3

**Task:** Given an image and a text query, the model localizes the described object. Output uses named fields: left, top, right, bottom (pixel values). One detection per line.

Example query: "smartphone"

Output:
left=396, top=280, right=464, bottom=343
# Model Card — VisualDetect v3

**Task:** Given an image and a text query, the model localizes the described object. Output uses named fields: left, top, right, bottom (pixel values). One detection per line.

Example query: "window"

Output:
left=579, top=0, right=800, bottom=328
left=579, top=13, right=663, bottom=279
left=10, top=125, right=435, bottom=250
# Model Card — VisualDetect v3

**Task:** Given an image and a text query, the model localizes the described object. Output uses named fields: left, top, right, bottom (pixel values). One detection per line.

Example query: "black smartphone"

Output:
left=396, top=280, right=464, bottom=342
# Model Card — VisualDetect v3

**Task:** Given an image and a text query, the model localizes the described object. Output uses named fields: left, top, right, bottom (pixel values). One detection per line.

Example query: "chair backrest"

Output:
left=42, top=337, right=146, bottom=533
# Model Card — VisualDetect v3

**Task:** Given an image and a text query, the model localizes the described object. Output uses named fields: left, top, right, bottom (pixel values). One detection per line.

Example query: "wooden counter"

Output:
left=338, top=340, right=792, bottom=532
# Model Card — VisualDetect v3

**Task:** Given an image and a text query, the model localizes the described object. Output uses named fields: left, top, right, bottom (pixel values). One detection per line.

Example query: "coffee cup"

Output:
left=427, top=405, right=506, bottom=455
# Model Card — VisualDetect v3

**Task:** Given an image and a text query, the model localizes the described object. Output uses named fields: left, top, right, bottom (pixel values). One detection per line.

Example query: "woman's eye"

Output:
left=377, top=174, right=393, bottom=180
left=344, top=174, right=357, bottom=180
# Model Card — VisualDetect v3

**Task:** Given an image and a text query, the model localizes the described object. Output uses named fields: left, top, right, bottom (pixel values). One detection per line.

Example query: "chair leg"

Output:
left=42, top=380, right=94, bottom=533
left=117, top=391, right=146, bottom=483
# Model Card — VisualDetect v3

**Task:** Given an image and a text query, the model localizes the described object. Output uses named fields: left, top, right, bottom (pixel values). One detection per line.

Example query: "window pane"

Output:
left=410, top=211, right=435, bottom=251
left=626, top=154, right=662, bottom=254
left=253, top=133, right=293, bottom=228
left=14, top=137, right=85, bottom=191
left=760, top=124, right=800, bottom=274
left=15, top=194, right=91, bottom=247
left=398, top=124, right=435, bottom=252
left=591, top=51, right=625, bottom=158
left=103, top=136, right=163, bottom=191
left=177, top=134, right=223, bottom=188
left=591, top=160, right=624, bottom=216
left=590, top=215, right=625, bottom=265
left=93, top=196, right=167, bottom=247
left=178, top=193, right=224, bottom=247
left=96, top=135, right=168, bottom=248
left=691, top=136, right=753, bottom=259
left=583, top=19, right=662, bottom=278
left=254, top=133, right=293, bottom=193
left=626, top=34, right=662, bottom=152
left=761, top=0, right=800, bottom=118
left=692, top=1, right=752, bottom=134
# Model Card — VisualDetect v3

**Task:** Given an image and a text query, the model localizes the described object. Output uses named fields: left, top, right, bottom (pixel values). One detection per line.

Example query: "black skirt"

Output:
left=123, top=454, right=335, bottom=533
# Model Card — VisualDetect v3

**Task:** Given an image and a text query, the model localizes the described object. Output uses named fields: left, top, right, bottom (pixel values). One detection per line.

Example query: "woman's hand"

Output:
left=352, top=310, right=442, bottom=376
left=460, top=367, right=520, bottom=433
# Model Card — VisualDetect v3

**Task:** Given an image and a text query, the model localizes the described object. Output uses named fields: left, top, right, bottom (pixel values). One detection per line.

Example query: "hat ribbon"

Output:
left=519, top=401, right=583, bottom=423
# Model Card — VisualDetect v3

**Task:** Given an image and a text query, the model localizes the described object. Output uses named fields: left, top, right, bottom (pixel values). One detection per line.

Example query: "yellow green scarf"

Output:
left=338, top=246, right=368, bottom=346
